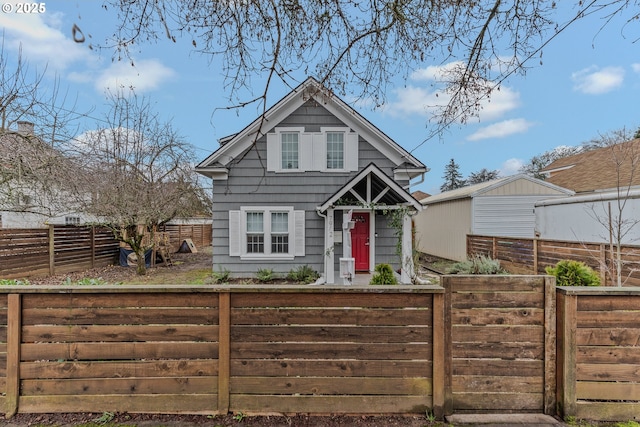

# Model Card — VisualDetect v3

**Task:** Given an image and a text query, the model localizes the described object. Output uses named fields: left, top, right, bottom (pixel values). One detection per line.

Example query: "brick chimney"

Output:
left=17, top=121, right=35, bottom=134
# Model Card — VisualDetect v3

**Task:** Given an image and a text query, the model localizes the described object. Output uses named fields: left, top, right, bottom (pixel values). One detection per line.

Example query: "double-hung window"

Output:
left=229, top=207, right=304, bottom=260
left=326, top=131, right=344, bottom=170
left=270, top=211, right=289, bottom=254
left=281, top=132, right=299, bottom=170
left=246, top=212, right=264, bottom=253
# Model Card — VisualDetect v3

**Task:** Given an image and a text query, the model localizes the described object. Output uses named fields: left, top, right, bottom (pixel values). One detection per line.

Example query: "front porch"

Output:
left=316, top=163, right=423, bottom=285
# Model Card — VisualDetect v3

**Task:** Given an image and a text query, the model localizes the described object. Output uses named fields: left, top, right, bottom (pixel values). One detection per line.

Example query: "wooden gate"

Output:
left=442, top=275, right=556, bottom=415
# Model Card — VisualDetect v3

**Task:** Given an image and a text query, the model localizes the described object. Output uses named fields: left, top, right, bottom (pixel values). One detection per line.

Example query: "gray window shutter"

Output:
left=266, top=133, right=279, bottom=171
left=293, top=210, right=305, bottom=256
left=229, top=210, right=241, bottom=256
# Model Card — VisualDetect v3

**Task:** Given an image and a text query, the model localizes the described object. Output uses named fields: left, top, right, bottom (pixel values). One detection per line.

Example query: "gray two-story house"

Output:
left=196, top=78, right=426, bottom=284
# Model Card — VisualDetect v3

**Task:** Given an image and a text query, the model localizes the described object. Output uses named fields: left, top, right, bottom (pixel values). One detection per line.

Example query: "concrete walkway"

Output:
left=446, top=414, right=568, bottom=426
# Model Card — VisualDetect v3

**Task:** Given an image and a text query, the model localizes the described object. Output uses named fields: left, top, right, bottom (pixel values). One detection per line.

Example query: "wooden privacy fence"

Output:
left=467, top=234, right=640, bottom=286
left=557, top=287, right=640, bottom=421
left=157, top=223, right=212, bottom=252
left=0, top=226, right=119, bottom=279
left=0, top=280, right=637, bottom=421
left=0, top=224, right=212, bottom=280
left=442, top=275, right=556, bottom=415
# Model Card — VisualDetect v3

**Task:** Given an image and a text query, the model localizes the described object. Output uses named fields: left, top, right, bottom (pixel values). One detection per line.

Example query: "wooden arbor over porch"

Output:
left=317, top=163, right=422, bottom=284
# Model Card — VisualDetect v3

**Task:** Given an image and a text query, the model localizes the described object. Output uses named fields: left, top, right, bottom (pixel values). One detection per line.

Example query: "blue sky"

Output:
left=2, top=1, right=639, bottom=195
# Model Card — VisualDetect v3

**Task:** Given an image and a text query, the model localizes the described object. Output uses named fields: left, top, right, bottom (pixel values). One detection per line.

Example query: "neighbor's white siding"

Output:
left=472, top=196, right=541, bottom=238
left=535, top=191, right=640, bottom=244
left=414, top=198, right=472, bottom=261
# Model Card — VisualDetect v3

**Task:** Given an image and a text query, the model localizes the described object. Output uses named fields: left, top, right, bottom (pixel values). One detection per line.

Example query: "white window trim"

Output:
left=322, top=127, right=347, bottom=172
left=268, top=127, right=305, bottom=173
left=229, top=206, right=306, bottom=261
left=267, top=126, right=358, bottom=173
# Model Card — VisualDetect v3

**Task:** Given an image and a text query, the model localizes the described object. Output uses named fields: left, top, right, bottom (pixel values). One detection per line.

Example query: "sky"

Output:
left=1, top=1, right=639, bottom=195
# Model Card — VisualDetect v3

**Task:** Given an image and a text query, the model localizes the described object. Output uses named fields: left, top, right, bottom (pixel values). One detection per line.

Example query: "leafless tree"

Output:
left=68, top=91, right=208, bottom=275
left=99, top=0, right=639, bottom=136
left=0, top=42, right=81, bottom=217
left=584, top=139, right=640, bottom=286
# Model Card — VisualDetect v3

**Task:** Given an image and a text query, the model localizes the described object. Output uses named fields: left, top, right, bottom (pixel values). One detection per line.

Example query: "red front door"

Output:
left=350, top=212, right=370, bottom=271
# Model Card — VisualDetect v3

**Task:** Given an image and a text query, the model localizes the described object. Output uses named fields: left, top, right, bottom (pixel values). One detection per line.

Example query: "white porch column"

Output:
left=401, top=213, right=414, bottom=284
left=325, top=208, right=335, bottom=284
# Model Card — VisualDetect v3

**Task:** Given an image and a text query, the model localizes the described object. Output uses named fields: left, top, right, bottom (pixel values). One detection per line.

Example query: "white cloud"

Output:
left=467, top=118, right=533, bottom=141
left=385, top=63, right=521, bottom=122
left=95, top=59, right=176, bottom=93
left=0, top=2, right=90, bottom=70
left=571, top=66, right=624, bottom=94
left=632, top=63, right=640, bottom=73
left=500, top=158, right=524, bottom=176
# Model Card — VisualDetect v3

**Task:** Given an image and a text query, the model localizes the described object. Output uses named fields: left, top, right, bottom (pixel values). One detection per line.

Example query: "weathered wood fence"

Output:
left=0, top=226, right=119, bottom=279
left=467, top=234, right=640, bottom=286
left=0, top=280, right=638, bottom=421
left=0, top=224, right=212, bottom=280
left=157, top=224, right=212, bottom=252
left=557, top=287, right=640, bottom=421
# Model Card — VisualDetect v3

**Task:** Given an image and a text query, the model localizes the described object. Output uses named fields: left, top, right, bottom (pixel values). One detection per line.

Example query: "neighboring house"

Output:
left=541, top=138, right=640, bottom=193
left=195, top=78, right=426, bottom=284
left=535, top=139, right=640, bottom=244
left=0, top=121, right=95, bottom=228
left=414, top=174, right=573, bottom=261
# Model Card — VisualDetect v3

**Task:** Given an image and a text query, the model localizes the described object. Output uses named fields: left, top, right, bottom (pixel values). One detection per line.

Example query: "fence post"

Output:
left=543, top=276, right=557, bottom=415
left=217, top=292, right=231, bottom=414
left=557, top=290, right=577, bottom=418
left=441, top=276, right=453, bottom=416
left=533, top=238, right=539, bottom=274
left=90, top=226, right=96, bottom=269
left=5, top=294, right=21, bottom=417
left=432, top=291, right=445, bottom=419
left=48, top=225, right=55, bottom=276
left=492, top=237, right=497, bottom=259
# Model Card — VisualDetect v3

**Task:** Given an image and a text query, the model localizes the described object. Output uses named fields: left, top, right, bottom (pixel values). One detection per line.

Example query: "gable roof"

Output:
left=542, top=139, right=640, bottom=193
left=196, top=77, right=426, bottom=177
left=421, top=174, right=573, bottom=205
left=318, top=163, right=422, bottom=212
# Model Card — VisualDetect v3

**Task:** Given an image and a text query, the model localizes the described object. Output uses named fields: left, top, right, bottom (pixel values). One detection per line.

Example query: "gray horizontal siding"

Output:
left=210, top=102, right=404, bottom=278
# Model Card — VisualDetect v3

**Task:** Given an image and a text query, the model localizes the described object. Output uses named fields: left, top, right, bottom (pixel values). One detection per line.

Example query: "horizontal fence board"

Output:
left=452, top=359, right=544, bottom=377
left=22, top=308, right=218, bottom=326
left=231, top=377, right=431, bottom=396
left=576, top=328, right=640, bottom=346
left=452, top=375, right=543, bottom=394
left=576, top=363, right=640, bottom=382
left=451, top=292, right=544, bottom=309
left=230, top=325, right=431, bottom=343
left=231, top=293, right=432, bottom=309
left=577, top=346, right=640, bottom=364
left=21, top=376, right=217, bottom=395
left=576, top=381, right=640, bottom=401
left=230, top=359, right=431, bottom=378
left=23, top=293, right=218, bottom=309
left=22, top=325, right=218, bottom=343
left=231, top=342, right=430, bottom=360
left=452, top=308, right=544, bottom=326
left=575, top=402, right=640, bottom=422
left=20, top=360, right=218, bottom=379
left=452, top=393, right=542, bottom=412
left=229, top=395, right=430, bottom=414
left=452, top=325, right=544, bottom=344
left=17, top=394, right=218, bottom=414
left=452, top=342, right=544, bottom=360
left=21, top=342, right=219, bottom=361
left=231, top=307, right=431, bottom=326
